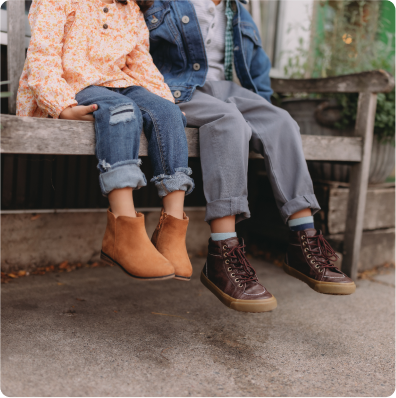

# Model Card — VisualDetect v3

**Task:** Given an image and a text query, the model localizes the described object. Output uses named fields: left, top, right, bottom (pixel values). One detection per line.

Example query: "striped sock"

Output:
left=211, top=232, right=237, bottom=241
left=288, top=216, right=315, bottom=232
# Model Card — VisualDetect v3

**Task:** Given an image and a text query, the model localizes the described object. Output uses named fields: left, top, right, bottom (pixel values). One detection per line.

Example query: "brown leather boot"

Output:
left=283, top=228, right=356, bottom=295
left=151, top=209, right=192, bottom=281
left=100, top=209, right=175, bottom=280
left=200, top=237, right=277, bottom=313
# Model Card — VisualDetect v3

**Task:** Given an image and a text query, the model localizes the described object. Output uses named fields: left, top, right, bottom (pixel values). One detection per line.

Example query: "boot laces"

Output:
left=227, top=244, right=258, bottom=283
left=306, top=233, right=339, bottom=270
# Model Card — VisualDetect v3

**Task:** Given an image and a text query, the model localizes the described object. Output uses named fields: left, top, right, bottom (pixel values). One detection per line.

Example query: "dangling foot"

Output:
left=201, top=237, right=277, bottom=313
left=152, top=209, right=192, bottom=281
left=101, top=209, right=175, bottom=280
left=283, top=228, right=356, bottom=295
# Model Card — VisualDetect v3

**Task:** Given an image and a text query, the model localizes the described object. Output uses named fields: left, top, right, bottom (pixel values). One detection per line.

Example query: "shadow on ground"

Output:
left=2, top=258, right=395, bottom=396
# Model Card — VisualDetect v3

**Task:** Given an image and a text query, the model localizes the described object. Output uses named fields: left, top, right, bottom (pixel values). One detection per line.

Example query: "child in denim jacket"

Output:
left=147, top=0, right=356, bottom=311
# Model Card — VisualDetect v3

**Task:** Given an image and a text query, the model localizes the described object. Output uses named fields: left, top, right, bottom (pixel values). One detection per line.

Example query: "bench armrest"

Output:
left=271, top=70, right=395, bottom=94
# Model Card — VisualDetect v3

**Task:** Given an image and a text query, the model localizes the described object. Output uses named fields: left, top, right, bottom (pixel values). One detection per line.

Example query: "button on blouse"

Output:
left=17, top=0, right=174, bottom=119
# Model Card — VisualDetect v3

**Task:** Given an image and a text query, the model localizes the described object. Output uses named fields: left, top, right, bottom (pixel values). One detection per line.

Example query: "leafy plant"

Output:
left=282, top=0, right=395, bottom=142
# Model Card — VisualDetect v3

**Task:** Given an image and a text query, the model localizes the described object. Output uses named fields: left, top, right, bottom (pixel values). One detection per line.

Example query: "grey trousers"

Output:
left=178, top=81, right=321, bottom=224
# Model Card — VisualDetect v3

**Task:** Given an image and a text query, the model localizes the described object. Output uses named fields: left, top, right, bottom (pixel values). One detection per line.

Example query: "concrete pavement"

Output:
left=2, top=258, right=395, bottom=396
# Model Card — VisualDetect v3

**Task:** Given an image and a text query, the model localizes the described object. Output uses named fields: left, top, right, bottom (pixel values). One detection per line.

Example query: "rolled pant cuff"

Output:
left=151, top=167, right=195, bottom=198
left=280, top=194, right=321, bottom=223
left=205, top=196, right=250, bottom=224
left=99, top=160, right=147, bottom=196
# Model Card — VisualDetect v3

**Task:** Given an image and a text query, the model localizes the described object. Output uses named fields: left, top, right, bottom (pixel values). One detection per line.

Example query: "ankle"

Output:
left=211, top=232, right=237, bottom=241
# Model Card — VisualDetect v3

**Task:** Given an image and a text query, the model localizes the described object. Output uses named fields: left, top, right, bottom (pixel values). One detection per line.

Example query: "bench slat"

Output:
left=271, top=70, right=395, bottom=94
left=0, top=114, right=362, bottom=162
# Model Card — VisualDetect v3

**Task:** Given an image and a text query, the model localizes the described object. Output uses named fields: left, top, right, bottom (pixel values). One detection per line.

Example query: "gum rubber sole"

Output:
left=200, top=271, right=277, bottom=313
left=174, top=275, right=192, bottom=281
left=100, top=251, right=175, bottom=281
left=282, top=262, right=356, bottom=295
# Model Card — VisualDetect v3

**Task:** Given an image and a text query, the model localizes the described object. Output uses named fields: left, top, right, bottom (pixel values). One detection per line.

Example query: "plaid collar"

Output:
left=224, top=0, right=235, bottom=81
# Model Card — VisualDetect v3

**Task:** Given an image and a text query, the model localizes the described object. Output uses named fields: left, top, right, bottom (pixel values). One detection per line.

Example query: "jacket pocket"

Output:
left=240, top=23, right=262, bottom=47
left=145, top=8, right=169, bottom=31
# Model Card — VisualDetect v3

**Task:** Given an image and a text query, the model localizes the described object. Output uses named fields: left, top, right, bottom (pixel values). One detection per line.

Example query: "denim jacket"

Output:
left=144, top=0, right=273, bottom=103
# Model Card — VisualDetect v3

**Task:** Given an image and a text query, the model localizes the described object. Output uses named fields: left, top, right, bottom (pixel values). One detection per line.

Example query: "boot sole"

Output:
left=200, top=271, right=277, bottom=313
left=282, top=262, right=356, bottom=295
left=100, top=251, right=175, bottom=281
left=174, top=275, right=192, bottom=281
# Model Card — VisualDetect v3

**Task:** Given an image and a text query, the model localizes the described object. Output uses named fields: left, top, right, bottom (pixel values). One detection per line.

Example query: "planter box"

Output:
left=314, top=181, right=395, bottom=234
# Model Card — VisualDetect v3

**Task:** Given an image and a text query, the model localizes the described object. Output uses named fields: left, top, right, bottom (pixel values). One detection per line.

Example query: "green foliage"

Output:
left=283, top=0, right=395, bottom=141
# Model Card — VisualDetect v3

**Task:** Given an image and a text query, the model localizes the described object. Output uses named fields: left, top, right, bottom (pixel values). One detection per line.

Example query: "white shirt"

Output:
left=190, top=0, right=227, bottom=81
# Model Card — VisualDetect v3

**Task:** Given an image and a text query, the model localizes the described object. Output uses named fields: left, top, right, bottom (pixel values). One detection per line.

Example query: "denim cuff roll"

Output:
left=98, top=160, right=147, bottom=196
left=205, top=196, right=251, bottom=225
left=151, top=167, right=194, bottom=198
left=280, top=194, right=321, bottom=223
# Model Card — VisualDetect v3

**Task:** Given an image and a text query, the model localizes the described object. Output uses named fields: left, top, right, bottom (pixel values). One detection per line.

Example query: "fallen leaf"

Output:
left=7, top=273, right=18, bottom=278
left=30, top=214, right=41, bottom=221
left=91, top=262, right=99, bottom=267
left=17, top=270, right=26, bottom=276
left=59, top=261, right=69, bottom=269
left=76, top=298, right=86, bottom=302
left=57, top=282, right=64, bottom=286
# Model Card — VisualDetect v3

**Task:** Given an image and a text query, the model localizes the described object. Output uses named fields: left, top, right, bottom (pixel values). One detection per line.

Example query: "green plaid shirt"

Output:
left=224, top=0, right=235, bottom=81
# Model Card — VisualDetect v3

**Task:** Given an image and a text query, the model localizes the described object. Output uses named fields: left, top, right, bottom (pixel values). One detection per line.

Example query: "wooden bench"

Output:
left=2, top=1, right=395, bottom=280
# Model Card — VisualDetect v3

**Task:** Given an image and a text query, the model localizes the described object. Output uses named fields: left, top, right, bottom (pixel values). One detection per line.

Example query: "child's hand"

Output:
left=60, top=104, right=97, bottom=121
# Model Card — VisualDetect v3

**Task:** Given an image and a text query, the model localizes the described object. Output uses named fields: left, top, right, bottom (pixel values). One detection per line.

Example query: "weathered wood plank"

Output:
left=327, top=228, right=395, bottom=272
left=0, top=114, right=363, bottom=161
left=342, top=92, right=378, bottom=280
left=314, top=182, right=396, bottom=235
left=7, top=0, right=26, bottom=114
left=271, top=70, right=395, bottom=94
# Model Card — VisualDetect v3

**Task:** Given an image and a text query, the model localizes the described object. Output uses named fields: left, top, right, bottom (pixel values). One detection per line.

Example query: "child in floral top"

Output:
left=17, top=0, right=195, bottom=281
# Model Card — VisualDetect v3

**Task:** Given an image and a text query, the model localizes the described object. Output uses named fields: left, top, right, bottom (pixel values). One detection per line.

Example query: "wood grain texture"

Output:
left=0, top=115, right=363, bottom=161
left=271, top=70, right=395, bottom=94
left=342, top=92, right=378, bottom=280
left=7, top=0, right=26, bottom=114
left=328, top=186, right=395, bottom=235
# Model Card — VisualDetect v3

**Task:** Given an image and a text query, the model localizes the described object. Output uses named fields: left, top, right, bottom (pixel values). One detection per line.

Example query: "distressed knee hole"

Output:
left=109, top=103, right=135, bottom=125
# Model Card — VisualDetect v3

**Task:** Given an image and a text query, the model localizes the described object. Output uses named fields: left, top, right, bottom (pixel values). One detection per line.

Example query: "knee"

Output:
left=226, top=112, right=251, bottom=142
left=97, top=99, right=142, bottom=129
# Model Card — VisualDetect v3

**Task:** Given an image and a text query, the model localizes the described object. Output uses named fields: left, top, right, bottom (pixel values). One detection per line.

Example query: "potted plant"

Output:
left=278, top=0, right=395, bottom=184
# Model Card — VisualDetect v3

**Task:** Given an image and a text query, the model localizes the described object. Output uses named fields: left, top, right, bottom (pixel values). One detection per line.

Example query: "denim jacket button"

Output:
left=234, top=46, right=239, bottom=51
left=173, top=90, right=182, bottom=98
left=193, top=63, right=200, bottom=71
left=182, top=15, right=190, bottom=24
left=151, top=16, right=158, bottom=23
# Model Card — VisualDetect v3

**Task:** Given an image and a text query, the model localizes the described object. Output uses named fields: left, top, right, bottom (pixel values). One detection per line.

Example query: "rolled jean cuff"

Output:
left=151, top=167, right=195, bottom=198
left=205, top=196, right=250, bottom=225
left=98, top=160, right=147, bottom=196
left=280, top=194, right=321, bottom=224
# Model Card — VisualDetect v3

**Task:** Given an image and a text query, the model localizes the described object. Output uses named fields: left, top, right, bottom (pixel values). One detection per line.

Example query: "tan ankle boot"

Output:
left=151, top=209, right=192, bottom=281
left=101, top=209, right=175, bottom=280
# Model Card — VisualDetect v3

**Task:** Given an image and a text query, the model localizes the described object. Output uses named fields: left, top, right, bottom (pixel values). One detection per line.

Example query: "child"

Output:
left=146, top=0, right=356, bottom=311
left=17, top=0, right=194, bottom=281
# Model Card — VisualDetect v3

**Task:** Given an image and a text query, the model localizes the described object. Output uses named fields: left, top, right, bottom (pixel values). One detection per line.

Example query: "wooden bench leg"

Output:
left=342, top=92, right=377, bottom=280
left=7, top=0, right=26, bottom=115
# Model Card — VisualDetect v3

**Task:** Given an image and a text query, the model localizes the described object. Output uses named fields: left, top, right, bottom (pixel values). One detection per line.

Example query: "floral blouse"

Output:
left=17, top=0, right=175, bottom=119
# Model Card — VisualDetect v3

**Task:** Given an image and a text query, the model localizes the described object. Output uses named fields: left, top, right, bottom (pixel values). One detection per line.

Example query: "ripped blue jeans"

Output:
left=75, top=85, right=194, bottom=197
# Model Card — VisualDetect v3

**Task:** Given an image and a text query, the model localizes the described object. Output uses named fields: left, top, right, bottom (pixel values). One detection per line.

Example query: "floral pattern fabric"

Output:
left=17, top=0, right=175, bottom=119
